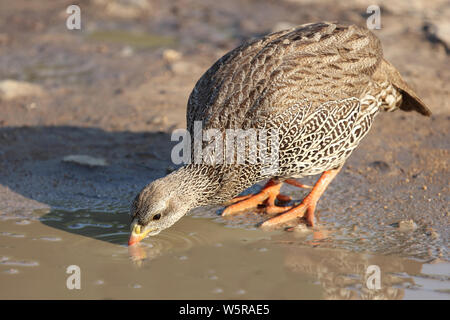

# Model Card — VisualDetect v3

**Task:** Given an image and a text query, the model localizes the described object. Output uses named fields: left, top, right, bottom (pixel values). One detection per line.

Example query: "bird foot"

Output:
left=260, top=168, right=341, bottom=229
left=260, top=196, right=316, bottom=228
left=222, top=179, right=312, bottom=216
left=222, top=180, right=293, bottom=216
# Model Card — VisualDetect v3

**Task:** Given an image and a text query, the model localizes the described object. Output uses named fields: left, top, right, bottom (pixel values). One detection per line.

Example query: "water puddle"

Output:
left=0, top=207, right=448, bottom=299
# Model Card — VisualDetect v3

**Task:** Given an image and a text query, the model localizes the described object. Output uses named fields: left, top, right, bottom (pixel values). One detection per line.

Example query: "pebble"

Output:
left=425, top=228, right=440, bottom=239
left=63, top=155, right=107, bottom=167
left=120, top=46, right=134, bottom=57
left=163, top=49, right=182, bottom=63
left=0, top=80, right=44, bottom=100
left=397, top=219, right=418, bottom=232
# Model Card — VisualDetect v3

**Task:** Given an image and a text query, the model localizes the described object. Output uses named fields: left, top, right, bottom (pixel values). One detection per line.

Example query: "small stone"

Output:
left=163, top=49, right=182, bottom=63
left=27, top=102, right=37, bottom=110
left=120, top=46, right=134, bottom=57
left=425, top=228, right=439, bottom=239
left=0, top=80, right=44, bottom=100
left=396, top=219, right=418, bottom=232
left=63, top=155, right=108, bottom=167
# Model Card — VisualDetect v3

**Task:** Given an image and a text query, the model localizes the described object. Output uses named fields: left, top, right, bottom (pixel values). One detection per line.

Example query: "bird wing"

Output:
left=186, top=22, right=383, bottom=134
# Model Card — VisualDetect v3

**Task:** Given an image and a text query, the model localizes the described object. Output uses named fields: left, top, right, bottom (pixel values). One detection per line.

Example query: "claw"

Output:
left=222, top=180, right=291, bottom=216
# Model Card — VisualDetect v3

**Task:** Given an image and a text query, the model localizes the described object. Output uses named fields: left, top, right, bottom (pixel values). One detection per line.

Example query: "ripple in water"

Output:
left=128, top=229, right=210, bottom=262
left=0, top=257, right=39, bottom=267
left=68, top=222, right=113, bottom=230
left=41, top=209, right=130, bottom=245
left=0, top=232, right=25, bottom=238
left=3, top=268, right=19, bottom=274
left=38, top=236, right=62, bottom=242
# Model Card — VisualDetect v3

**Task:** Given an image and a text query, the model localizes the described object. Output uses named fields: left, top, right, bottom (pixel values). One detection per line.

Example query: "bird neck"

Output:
left=166, top=164, right=224, bottom=208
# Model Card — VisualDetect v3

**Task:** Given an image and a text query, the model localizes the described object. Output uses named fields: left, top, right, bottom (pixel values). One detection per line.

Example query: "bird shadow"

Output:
left=0, top=125, right=431, bottom=298
left=0, top=125, right=177, bottom=246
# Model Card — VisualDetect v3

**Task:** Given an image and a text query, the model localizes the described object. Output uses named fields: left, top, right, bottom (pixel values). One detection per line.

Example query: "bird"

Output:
left=128, top=22, right=431, bottom=245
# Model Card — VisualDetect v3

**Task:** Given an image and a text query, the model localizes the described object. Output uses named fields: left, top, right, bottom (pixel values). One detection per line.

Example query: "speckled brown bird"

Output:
left=128, top=22, right=431, bottom=245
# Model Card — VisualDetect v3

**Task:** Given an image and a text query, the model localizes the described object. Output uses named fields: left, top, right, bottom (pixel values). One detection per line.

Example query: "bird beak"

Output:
left=128, top=220, right=153, bottom=246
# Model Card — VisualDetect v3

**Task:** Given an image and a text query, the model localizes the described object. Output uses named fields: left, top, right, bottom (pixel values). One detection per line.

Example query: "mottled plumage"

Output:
left=183, top=22, right=430, bottom=202
left=129, top=22, right=431, bottom=243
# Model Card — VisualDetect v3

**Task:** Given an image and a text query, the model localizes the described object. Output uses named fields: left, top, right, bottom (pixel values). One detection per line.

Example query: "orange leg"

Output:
left=223, top=179, right=299, bottom=216
left=261, top=168, right=341, bottom=228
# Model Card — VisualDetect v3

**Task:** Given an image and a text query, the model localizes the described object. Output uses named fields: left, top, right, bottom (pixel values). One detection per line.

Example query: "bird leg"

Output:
left=261, top=168, right=341, bottom=228
left=222, top=179, right=312, bottom=216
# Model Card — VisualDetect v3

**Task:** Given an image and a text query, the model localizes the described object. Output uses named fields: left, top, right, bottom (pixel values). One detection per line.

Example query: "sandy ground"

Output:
left=0, top=0, right=449, bottom=299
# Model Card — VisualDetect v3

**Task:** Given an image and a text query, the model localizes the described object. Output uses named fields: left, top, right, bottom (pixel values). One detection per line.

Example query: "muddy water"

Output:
left=0, top=207, right=448, bottom=299
left=0, top=0, right=449, bottom=300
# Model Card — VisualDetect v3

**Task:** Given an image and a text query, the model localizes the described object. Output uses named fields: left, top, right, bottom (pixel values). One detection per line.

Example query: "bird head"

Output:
left=128, top=176, right=193, bottom=246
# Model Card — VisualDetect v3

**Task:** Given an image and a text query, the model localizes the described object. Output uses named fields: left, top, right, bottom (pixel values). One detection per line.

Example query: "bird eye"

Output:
left=153, top=214, right=161, bottom=221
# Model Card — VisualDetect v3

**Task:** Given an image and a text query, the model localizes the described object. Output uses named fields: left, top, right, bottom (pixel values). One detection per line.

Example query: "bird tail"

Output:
left=379, top=59, right=432, bottom=116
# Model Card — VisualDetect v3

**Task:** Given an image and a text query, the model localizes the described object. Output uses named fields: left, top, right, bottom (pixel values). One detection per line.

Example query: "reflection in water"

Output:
left=282, top=245, right=420, bottom=299
left=129, top=234, right=422, bottom=299
left=26, top=209, right=447, bottom=299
